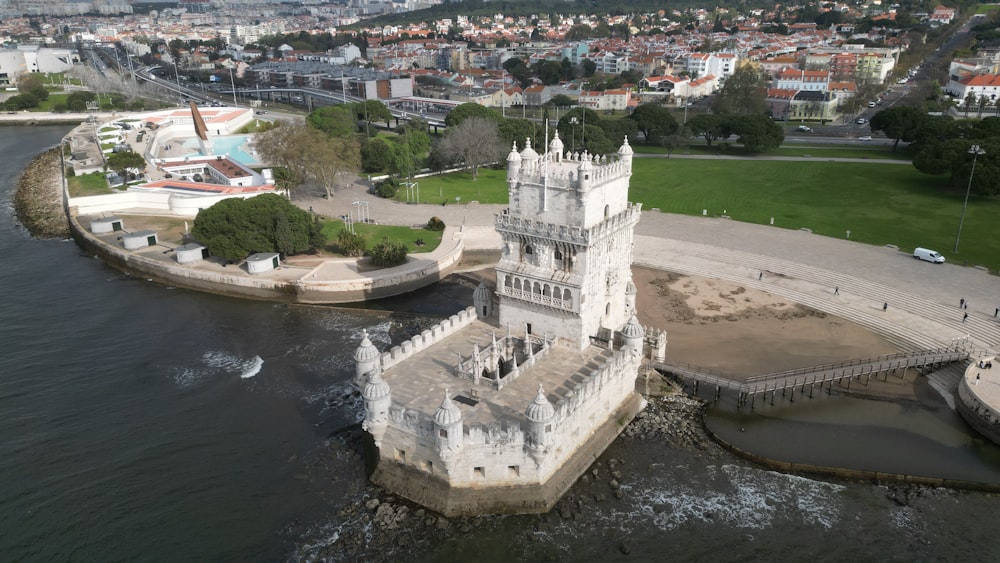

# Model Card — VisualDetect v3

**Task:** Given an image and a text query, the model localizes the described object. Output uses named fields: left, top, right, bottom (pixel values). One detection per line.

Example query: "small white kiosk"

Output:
left=123, top=230, right=158, bottom=250
left=90, top=216, right=124, bottom=234
left=246, top=252, right=280, bottom=274
left=175, top=242, right=208, bottom=264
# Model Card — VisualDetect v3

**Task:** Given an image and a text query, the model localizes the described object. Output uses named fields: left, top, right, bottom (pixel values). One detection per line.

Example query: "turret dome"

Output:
left=525, top=385, right=555, bottom=422
left=473, top=281, right=492, bottom=300
left=353, top=329, right=380, bottom=363
left=507, top=141, right=521, bottom=162
left=434, top=389, right=463, bottom=426
left=519, top=138, right=539, bottom=160
left=362, top=370, right=391, bottom=401
left=548, top=130, right=564, bottom=155
left=625, top=278, right=637, bottom=295
left=621, top=314, right=645, bottom=339
left=618, top=136, right=633, bottom=156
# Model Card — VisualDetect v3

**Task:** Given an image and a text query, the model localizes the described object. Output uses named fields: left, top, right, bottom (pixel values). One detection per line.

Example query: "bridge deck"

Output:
left=652, top=344, right=974, bottom=395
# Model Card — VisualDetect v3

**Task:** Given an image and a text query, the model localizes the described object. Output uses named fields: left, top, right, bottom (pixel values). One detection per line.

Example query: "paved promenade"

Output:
left=299, top=181, right=1000, bottom=356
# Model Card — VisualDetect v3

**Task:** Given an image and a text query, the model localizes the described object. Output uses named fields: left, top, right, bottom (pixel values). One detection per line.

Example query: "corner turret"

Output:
left=506, top=141, right=521, bottom=190
left=525, top=384, right=555, bottom=466
left=618, top=136, right=633, bottom=171
left=362, top=370, right=391, bottom=446
left=434, top=389, right=464, bottom=469
left=548, top=130, right=564, bottom=163
left=353, top=329, right=381, bottom=387
left=473, top=281, right=494, bottom=318
left=620, top=314, right=645, bottom=356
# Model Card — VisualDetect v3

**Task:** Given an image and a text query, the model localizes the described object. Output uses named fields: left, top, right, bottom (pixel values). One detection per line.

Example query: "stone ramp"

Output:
left=926, top=361, right=972, bottom=410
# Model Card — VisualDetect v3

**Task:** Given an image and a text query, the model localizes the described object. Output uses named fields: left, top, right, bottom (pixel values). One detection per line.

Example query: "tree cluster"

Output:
left=686, top=113, right=784, bottom=153
left=874, top=106, right=1000, bottom=196
left=191, top=193, right=324, bottom=261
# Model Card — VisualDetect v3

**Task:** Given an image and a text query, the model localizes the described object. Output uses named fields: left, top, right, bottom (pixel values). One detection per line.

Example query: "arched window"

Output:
left=606, top=303, right=611, bottom=316
left=505, top=276, right=512, bottom=288
left=533, top=282, right=541, bottom=295
left=554, top=249, right=563, bottom=261
left=543, top=285, right=551, bottom=297
left=604, top=204, right=610, bottom=218
left=552, top=287, right=562, bottom=300
left=563, top=290, right=573, bottom=308
left=513, top=278, right=522, bottom=291
left=524, top=245, right=533, bottom=255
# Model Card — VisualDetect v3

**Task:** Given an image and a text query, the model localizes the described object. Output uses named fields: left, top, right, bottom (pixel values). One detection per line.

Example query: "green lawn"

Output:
left=404, top=168, right=509, bottom=205
left=631, top=143, right=913, bottom=160
left=629, top=159, right=1000, bottom=267
left=320, top=220, right=444, bottom=255
left=408, top=157, right=1000, bottom=268
left=67, top=172, right=112, bottom=196
left=35, top=93, right=69, bottom=112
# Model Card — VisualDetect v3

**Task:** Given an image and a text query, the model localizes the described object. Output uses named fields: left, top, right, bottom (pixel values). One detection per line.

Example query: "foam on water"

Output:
left=171, top=351, right=266, bottom=386
left=604, top=463, right=844, bottom=532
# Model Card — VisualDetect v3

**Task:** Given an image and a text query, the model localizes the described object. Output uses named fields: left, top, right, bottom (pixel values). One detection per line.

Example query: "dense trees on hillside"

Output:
left=192, top=194, right=324, bottom=261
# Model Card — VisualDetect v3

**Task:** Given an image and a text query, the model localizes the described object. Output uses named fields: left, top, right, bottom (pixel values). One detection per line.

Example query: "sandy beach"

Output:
left=632, top=266, right=901, bottom=378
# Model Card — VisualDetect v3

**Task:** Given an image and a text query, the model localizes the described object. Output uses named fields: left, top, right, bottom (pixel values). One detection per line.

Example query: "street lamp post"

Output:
left=569, top=117, right=577, bottom=152
left=954, top=144, right=985, bottom=252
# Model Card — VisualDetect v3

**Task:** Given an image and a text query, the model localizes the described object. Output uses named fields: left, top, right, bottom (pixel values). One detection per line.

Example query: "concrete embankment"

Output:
left=14, top=147, right=70, bottom=239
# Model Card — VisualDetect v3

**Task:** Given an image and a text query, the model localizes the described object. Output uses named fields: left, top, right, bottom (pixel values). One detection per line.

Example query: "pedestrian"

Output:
left=834, top=286, right=839, bottom=295
left=883, top=302, right=888, bottom=312
left=976, top=374, right=981, bottom=385
left=963, top=312, right=969, bottom=323
left=964, top=301, right=969, bottom=310
left=960, top=297, right=966, bottom=308
left=994, top=307, right=998, bottom=318
left=758, top=271, right=763, bottom=280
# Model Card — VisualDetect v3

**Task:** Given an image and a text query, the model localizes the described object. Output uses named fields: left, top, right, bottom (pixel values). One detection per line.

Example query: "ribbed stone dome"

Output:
left=507, top=141, right=521, bottom=162
left=353, top=329, right=380, bottom=363
left=363, top=370, right=390, bottom=401
left=618, top=136, right=633, bottom=156
left=548, top=130, right=564, bottom=155
left=434, top=390, right=463, bottom=426
left=525, top=385, right=555, bottom=422
left=519, top=138, right=539, bottom=160
left=621, top=314, right=645, bottom=339
left=473, top=281, right=492, bottom=300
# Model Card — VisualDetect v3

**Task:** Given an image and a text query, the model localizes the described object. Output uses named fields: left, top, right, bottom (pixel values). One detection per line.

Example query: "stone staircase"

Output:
left=925, top=361, right=971, bottom=410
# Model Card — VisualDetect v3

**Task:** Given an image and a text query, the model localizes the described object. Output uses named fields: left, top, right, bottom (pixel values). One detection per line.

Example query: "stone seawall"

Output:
left=14, top=147, right=70, bottom=239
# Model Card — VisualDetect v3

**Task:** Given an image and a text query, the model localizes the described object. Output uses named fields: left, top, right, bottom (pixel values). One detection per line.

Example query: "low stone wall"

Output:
left=68, top=213, right=465, bottom=304
left=370, top=392, right=646, bottom=516
left=956, top=365, right=1000, bottom=448
left=15, top=147, right=70, bottom=238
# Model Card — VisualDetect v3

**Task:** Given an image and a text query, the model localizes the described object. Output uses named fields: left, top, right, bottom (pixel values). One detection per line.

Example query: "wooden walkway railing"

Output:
left=651, top=342, right=975, bottom=408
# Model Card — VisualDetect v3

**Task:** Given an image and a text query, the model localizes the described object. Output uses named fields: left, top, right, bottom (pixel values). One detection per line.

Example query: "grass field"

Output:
left=410, top=157, right=1000, bottom=268
left=67, top=172, right=112, bottom=197
left=320, top=220, right=443, bottom=255
left=631, top=142, right=913, bottom=160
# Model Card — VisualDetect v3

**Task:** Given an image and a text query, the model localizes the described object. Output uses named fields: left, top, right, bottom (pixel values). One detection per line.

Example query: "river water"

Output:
left=3, top=125, right=1000, bottom=561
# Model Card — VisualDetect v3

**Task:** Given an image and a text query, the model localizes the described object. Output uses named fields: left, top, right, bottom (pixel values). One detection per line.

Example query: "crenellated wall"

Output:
left=378, top=306, right=479, bottom=372
left=371, top=341, right=643, bottom=491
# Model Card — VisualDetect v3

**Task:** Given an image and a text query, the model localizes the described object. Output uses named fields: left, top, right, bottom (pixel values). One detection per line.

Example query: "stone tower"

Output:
left=496, top=133, right=641, bottom=350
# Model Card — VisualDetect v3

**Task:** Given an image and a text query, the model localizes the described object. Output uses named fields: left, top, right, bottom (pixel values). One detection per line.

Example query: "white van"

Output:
left=913, top=247, right=945, bottom=263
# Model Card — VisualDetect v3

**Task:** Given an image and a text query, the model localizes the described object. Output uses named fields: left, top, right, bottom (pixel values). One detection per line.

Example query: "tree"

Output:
left=658, top=128, right=690, bottom=158
left=549, top=94, right=574, bottom=107
left=581, top=59, right=597, bottom=78
left=335, top=228, right=366, bottom=257
left=303, top=128, right=361, bottom=200
left=628, top=104, right=678, bottom=144
left=964, top=91, right=978, bottom=118
left=687, top=113, right=728, bottom=147
left=191, top=193, right=323, bottom=261
left=711, top=63, right=769, bottom=115
left=444, top=102, right=501, bottom=128
left=361, top=138, right=394, bottom=173
left=730, top=114, right=784, bottom=153
left=106, top=151, right=146, bottom=180
left=307, top=105, right=357, bottom=138
left=434, top=116, right=505, bottom=180
left=369, top=235, right=408, bottom=267
left=869, top=106, right=929, bottom=151
left=253, top=122, right=315, bottom=196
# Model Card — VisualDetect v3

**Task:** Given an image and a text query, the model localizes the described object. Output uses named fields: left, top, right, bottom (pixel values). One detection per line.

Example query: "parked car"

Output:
left=858, top=135, right=872, bottom=141
left=255, top=110, right=267, bottom=115
left=796, top=125, right=812, bottom=132
left=856, top=118, right=867, bottom=125
left=913, top=247, right=945, bottom=263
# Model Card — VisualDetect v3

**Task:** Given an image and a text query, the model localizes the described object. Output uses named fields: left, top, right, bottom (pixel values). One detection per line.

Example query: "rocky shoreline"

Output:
left=14, top=147, right=70, bottom=239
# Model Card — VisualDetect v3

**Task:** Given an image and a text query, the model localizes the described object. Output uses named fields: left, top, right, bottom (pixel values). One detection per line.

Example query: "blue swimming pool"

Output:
left=183, top=134, right=259, bottom=165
